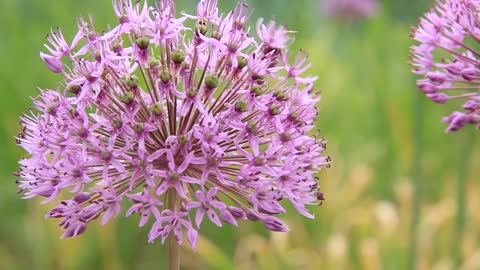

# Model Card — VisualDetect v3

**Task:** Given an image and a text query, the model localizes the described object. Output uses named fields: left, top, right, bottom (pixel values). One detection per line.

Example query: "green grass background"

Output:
left=1, top=0, right=480, bottom=269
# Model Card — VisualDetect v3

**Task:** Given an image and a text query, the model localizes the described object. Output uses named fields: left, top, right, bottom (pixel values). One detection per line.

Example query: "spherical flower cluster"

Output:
left=16, top=0, right=329, bottom=248
left=322, top=0, right=377, bottom=20
left=411, top=0, right=480, bottom=132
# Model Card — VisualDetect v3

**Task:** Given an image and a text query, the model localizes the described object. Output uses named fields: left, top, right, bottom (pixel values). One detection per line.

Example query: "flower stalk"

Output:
left=454, top=131, right=475, bottom=267
left=168, top=189, right=180, bottom=270
left=409, top=90, right=424, bottom=270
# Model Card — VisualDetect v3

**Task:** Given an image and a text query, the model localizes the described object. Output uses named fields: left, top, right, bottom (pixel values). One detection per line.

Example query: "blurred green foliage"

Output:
left=1, top=0, right=480, bottom=269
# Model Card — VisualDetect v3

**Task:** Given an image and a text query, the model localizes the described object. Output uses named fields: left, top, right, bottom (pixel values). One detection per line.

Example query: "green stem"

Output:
left=167, top=189, right=180, bottom=270
left=454, top=131, right=475, bottom=267
left=409, top=90, right=424, bottom=270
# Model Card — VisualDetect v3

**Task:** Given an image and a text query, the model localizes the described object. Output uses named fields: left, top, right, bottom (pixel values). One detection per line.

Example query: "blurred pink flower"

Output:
left=322, top=0, right=378, bottom=20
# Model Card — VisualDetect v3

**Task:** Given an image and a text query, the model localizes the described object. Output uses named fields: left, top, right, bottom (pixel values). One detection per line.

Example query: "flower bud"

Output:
left=40, top=52, right=64, bottom=73
left=178, top=135, right=188, bottom=145
left=112, top=42, right=122, bottom=53
left=280, top=132, right=292, bottom=142
left=463, top=100, right=480, bottom=111
left=73, top=192, right=91, bottom=204
left=136, top=37, right=150, bottom=50
left=125, top=75, right=139, bottom=88
left=134, top=122, right=145, bottom=133
left=149, top=58, right=161, bottom=67
left=269, top=104, right=282, bottom=115
left=426, top=71, right=447, bottom=85
left=426, top=93, right=449, bottom=104
left=274, top=91, right=288, bottom=101
left=111, top=118, right=122, bottom=129
left=462, top=67, right=477, bottom=81
left=212, top=31, right=222, bottom=40
left=235, top=100, right=248, bottom=113
left=252, top=74, right=265, bottom=84
left=262, top=216, right=289, bottom=232
left=246, top=121, right=257, bottom=133
left=228, top=206, right=247, bottom=219
left=68, top=85, right=81, bottom=95
left=160, top=70, right=171, bottom=83
left=220, top=210, right=238, bottom=226
left=416, top=80, right=437, bottom=93
left=150, top=102, right=164, bottom=116
left=246, top=211, right=261, bottom=221
left=171, top=51, right=185, bottom=64
left=251, top=84, right=264, bottom=96
left=61, top=222, right=87, bottom=238
left=237, top=56, right=247, bottom=69
left=316, top=192, right=325, bottom=201
left=101, top=151, right=112, bottom=161
left=288, top=112, right=299, bottom=122
left=253, top=156, right=264, bottom=166
left=195, top=20, right=208, bottom=35
left=205, top=74, right=219, bottom=89
left=120, top=91, right=135, bottom=105
left=187, top=88, right=197, bottom=98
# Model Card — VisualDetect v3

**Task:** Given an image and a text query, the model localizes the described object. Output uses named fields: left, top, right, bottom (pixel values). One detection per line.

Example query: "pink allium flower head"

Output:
left=322, top=0, right=378, bottom=20
left=411, top=0, right=480, bottom=132
left=16, top=0, right=329, bottom=248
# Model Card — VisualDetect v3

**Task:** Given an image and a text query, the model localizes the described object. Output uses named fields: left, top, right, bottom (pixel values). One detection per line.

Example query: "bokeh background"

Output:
left=1, top=0, right=480, bottom=269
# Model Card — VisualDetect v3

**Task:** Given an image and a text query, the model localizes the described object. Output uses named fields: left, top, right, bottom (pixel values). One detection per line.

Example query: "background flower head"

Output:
left=411, top=0, right=480, bottom=132
left=321, top=0, right=378, bottom=20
